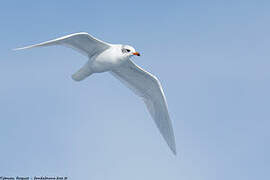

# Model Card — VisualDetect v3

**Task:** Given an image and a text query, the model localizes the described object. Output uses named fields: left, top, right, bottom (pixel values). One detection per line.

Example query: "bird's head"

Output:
left=121, top=45, right=140, bottom=58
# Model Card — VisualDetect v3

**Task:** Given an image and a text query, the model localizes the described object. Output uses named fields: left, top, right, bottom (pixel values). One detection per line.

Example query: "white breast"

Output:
left=91, top=45, right=127, bottom=73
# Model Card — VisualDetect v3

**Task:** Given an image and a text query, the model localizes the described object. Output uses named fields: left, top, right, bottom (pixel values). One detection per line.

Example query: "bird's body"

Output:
left=89, top=44, right=128, bottom=73
left=15, top=32, right=177, bottom=155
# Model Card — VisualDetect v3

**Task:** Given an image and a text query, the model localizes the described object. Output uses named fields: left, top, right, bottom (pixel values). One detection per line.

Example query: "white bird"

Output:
left=15, top=32, right=176, bottom=155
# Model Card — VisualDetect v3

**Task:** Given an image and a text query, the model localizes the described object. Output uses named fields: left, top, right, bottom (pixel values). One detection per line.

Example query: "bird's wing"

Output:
left=110, top=59, right=176, bottom=155
left=14, top=32, right=111, bottom=57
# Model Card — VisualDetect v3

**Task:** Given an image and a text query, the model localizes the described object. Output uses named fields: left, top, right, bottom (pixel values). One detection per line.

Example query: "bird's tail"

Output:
left=72, top=63, right=93, bottom=81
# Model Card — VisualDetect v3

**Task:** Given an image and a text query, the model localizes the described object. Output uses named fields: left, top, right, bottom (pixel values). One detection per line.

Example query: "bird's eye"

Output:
left=126, top=49, right=130, bottom=52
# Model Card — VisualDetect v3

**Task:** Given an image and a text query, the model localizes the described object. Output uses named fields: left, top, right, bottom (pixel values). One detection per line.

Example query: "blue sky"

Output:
left=0, top=0, right=270, bottom=179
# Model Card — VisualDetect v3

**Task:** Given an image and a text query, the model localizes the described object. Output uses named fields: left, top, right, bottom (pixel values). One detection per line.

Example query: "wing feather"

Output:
left=14, top=32, right=110, bottom=57
left=110, top=59, right=176, bottom=155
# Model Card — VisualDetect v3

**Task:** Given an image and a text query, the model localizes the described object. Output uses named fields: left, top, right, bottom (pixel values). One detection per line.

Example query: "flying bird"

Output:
left=15, top=32, right=176, bottom=155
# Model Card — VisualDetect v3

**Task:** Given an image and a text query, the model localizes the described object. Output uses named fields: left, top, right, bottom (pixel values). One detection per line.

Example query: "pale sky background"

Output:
left=0, top=0, right=270, bottom=179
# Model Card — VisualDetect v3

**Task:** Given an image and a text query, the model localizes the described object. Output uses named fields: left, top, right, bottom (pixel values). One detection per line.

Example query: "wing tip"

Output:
left=164, top=131, right=177, bottom=156
left=167, top=139, right=177, bottom=156
left=12, top=44, right=40, bottom=51
left=170, top=145, right=177, bottom=156
left=12, top=47, right=27, bottom=51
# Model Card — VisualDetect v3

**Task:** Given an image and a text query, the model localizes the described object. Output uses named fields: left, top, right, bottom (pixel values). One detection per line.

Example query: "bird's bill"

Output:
left=133, top=52, right=140, bottom=56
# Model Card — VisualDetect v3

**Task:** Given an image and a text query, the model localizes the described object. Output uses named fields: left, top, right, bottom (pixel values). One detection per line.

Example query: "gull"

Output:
left=15, top=32, right=176, bottom=155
